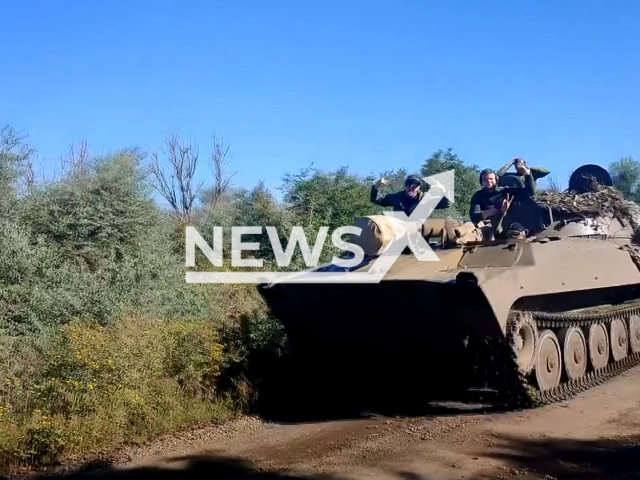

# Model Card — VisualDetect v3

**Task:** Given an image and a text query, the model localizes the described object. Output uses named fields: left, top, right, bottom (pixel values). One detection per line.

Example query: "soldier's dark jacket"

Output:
left=469, top=172, right=536, bottom=224
left=370, top=185, right=452, bottom=216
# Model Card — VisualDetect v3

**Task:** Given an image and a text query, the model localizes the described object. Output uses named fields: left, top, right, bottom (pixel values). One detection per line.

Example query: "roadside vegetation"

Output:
left=0, top=123, right=637, bottom=475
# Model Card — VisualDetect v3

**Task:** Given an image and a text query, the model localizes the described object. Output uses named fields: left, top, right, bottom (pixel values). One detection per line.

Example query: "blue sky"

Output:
left=2, top=0, right=640, bottom=199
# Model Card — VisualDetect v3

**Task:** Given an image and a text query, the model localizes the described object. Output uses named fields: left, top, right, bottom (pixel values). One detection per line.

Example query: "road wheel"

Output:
left=558, top=327, right=587, bottom=381
left=627, top=314, right=640, bottom=354
left=610, top=318, right=629, bottom=361
left=583, top=323, right=609, bottom=370
left=535, top=330, right=562, bottom=391
left=508, top=312, right=538, bottom=375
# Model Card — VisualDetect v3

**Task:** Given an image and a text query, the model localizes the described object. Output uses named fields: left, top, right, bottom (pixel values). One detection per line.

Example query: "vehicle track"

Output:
left=500, top=301, right=640, bottom=407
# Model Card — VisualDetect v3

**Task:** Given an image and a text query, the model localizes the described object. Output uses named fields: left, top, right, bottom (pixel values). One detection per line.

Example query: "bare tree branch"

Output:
left=150, top=132, right=202, bottom=223
left=546, top=175, right=561, bottom=193
left=23, top=157, right=35, bottom=197
left=208, top=134, right=235, bottom=210
left=60, top=138, right=90, bottom=179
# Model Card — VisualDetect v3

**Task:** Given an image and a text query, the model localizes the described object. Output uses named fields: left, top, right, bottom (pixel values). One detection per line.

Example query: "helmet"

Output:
left=405, top=174, right=422, bottom=187
left=506, top=222, right=528, bottom=238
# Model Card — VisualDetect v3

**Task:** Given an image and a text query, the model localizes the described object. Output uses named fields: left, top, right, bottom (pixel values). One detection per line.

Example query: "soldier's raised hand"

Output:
left=501, top=194, right=513, bottom=212
left=514, top=158, right=530, bottom=175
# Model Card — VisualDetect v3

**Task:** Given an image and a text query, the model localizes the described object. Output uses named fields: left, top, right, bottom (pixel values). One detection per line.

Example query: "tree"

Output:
left=25, top=149, right=157, bottom=268
left=150, top=131, right=235, bottom=225
left=234, top=181, right=289, bottom=229
left=281, top=164, right=378, bottom=232
left=195, top=135, right=237, bottom=233
left=421, top=148, right=480, bottom=219
left=150, top=132, right=202, bottom=224
left=279, top=165, right=382, bottom=266
left=230, top=182, right=291, bottom=265
left=0, top=125, right=36, bottom=223
left=205, top=134, right=236, bottom=211
left=60, top=138, right=91, bottom=180
left=610, top=157, right=640, bottom=202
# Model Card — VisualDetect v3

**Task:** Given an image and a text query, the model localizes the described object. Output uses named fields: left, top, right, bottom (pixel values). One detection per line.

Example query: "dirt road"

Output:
left=45, top=366, right=640, bottom=480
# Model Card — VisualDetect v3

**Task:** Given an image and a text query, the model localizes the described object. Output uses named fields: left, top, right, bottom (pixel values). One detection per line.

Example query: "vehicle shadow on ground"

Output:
left=23, top=436, right=640, bottom=480
left=28, top=455, right=436, bottom=480
left=253, top=373, right=512, bottom=425
left=478, top=433, right=640, bottom=479
left=258, top=400, right=509, bottom=426
left=248, top=338, right=525, bottom=425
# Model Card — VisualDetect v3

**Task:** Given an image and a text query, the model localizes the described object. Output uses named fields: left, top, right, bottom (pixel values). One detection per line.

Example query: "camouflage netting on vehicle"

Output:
left=534, top=186, right=640, bottom=234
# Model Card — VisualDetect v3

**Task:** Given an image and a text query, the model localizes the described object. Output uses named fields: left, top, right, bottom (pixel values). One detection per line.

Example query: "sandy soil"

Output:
left=35, top=365, right=640, bottom=480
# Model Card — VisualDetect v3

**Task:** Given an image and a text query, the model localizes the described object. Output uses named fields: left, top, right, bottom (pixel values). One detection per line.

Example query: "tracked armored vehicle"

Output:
left=258, top=164, right=640, bottom=408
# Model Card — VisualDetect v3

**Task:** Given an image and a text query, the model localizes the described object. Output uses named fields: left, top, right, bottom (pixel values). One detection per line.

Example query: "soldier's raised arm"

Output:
left=496, top=159, right=516, bottom=177
left=370, top=177, right=392, bottom=207
left=502, top=165, right=536, bottom=197
left=531, top=166, right=551, bottom=181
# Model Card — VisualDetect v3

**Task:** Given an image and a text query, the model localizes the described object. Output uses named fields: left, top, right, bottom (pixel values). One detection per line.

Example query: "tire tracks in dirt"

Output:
left=246, top=414, right=488, bottom=472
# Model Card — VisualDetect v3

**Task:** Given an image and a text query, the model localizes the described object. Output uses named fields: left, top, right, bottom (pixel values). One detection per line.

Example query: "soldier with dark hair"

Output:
left=469, top=164, right=536, bottom=225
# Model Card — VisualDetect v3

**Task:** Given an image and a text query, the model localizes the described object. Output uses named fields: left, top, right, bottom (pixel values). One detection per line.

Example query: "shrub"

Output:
left=0, top=316, right=235, bottom=474
left=23, top=150, right=157, bottom=268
